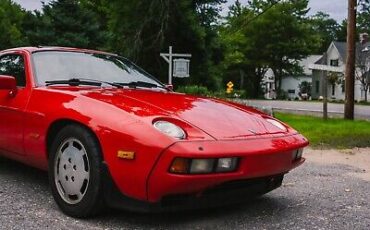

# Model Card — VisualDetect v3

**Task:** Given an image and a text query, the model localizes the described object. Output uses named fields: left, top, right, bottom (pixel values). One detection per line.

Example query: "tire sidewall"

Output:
left=48, top=124, right=103, bottom=218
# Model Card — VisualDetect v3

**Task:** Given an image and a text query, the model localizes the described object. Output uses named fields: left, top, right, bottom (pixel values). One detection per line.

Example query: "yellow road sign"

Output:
left=226, top=81, right=234, bottom=94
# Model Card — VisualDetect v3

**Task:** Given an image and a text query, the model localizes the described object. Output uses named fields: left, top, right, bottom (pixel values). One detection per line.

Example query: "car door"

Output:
left=0, top=52, right=31, bottom=156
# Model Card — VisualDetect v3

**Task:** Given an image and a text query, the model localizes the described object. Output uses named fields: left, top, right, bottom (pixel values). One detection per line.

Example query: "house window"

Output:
left=315, top=80, right=320, bottom=93
left=332, top=83, right=336, bottom=96
left=330, top=59, right=339, bottom=67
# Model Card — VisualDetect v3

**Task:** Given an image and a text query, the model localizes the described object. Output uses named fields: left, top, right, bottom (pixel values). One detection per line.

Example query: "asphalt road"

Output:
left=0, top=149, right=369, bottom=230
left=242, top=100, right=370, bottom=120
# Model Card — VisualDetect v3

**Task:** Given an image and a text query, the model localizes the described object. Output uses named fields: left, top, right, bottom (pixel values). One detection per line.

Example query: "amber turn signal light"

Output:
left=169, top=158, right=190, bottom=174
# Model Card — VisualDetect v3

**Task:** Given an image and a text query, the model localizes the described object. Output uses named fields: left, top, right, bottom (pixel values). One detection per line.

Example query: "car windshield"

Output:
left=32, top=51, right=164, bottom=88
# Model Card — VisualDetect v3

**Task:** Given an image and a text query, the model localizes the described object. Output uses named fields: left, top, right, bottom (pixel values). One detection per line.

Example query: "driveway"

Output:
left=0, top=149, right=369, bottom=230
left=241, top=100, right=370, bottom=120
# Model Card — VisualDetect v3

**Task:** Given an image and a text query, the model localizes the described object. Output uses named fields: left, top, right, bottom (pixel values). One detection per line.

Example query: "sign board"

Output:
left=173, top=58, right=190, bottom=78
left=160, top=46, right=192, bottom=84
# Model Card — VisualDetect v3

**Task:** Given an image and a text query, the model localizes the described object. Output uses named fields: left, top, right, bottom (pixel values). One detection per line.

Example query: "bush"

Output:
left=176, top=85, right=247, bottom=99
left=176, top=85, right=210, bottom=96
left=276, top=89, right=288, bottom=100
left=358, top=100, right=370, bottom=105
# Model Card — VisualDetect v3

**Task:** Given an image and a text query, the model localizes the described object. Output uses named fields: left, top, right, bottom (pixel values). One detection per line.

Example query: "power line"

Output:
left=235, top=0, right=282, bottom=32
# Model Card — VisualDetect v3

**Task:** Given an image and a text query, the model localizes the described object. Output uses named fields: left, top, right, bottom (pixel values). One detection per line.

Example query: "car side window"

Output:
left=0, top=54, right=26, bottom=87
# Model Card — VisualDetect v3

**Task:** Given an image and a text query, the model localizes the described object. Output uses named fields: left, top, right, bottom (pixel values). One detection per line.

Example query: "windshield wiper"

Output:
left=114, top=81, right=164, bottom=89
left=45, top=78, right=123, bottom=88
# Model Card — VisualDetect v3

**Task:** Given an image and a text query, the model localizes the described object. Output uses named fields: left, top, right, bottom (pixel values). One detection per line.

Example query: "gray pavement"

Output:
left=1, top=149, right=369, bottom=230
left=241, top=100, right=370, bottom=120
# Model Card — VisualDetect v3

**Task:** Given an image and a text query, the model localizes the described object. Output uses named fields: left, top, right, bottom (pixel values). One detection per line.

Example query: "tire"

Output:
left=48, top=124, right=105, bottom=218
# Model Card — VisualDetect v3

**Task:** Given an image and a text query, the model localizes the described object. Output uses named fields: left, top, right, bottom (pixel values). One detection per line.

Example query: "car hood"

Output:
left=77, top=88, right=288, bottom=139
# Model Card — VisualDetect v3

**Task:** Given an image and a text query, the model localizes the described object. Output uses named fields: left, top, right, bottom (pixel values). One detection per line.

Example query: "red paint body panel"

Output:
left=0, top=47, right=309, bottom=204
left=0, top=75, right=17, bottom=90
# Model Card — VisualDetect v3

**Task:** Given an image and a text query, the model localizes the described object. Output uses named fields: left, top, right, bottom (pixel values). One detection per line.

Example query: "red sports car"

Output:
left=0, top=47, right=308, bottom=218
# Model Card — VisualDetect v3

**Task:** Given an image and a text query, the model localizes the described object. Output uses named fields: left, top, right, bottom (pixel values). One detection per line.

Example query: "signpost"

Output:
left=160, top=46, right=191, bottom=85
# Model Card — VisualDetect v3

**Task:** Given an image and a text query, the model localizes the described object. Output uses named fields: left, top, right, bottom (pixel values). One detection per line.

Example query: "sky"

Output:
left=13, top=0, right=348, bottom=22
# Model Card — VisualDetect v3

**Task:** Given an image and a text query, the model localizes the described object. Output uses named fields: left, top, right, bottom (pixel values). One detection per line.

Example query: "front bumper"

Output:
left=104, top=133, right=308, bottom=211
left=147, top=133, right=308, bottom=202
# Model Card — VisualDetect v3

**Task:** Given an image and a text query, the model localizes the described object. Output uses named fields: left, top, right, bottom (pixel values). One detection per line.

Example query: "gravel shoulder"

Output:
left=306, top=148, right=370, bottom=181
left=0, top=148, right=369, bottom=230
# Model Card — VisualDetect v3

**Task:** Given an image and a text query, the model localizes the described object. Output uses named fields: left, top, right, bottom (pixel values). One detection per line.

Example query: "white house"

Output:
left=310, top=41, right=370, bottom=101
left=262, top=55, right=322, bottom=99
left=263, top=38, right=370, bottom=101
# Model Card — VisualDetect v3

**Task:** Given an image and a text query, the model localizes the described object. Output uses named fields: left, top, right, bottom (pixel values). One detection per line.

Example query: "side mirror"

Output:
left=165, top=84, right=173, bottom=91
left=0, top=75, right=17, bottom=97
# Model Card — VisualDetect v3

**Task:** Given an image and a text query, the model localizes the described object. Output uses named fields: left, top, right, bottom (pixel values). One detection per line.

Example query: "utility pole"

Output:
left=344, top=0, right=357, bottom=120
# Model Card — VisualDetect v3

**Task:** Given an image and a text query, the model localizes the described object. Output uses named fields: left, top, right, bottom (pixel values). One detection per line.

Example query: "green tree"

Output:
left=24, top=0, right=107, bottom=49
left=221, top=0, right=319, bottom=97
left=263, top=0, right=319, bottom=94
left=220, top=0, right=269, bottom=98
left=0, top=0, right=28, bottom=50
left=336, top=20, right=348, bottom=42
left=85, top=0, right=225, bottom=89
left=358, top=0, right=370, bottom=35
left=309, top=12, right=340, bottom=53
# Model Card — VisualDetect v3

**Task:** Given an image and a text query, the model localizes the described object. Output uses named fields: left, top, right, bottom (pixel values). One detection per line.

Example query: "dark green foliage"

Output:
left=96, top=0, right=226, bottom=89
left=309, top=12, right=340, bottom=53
left=358, top=0, right=370, bottom=34
left=0, top=0, right=27, bottom=50
left=336, top=20, right=348, bottom=42
left=220, top=0, right=319, bottom=97
left=298, top=81, right=312, bottom=96
left=176, top=85, right=210, bottom=96
left=23, top=0, right=107, bottom=49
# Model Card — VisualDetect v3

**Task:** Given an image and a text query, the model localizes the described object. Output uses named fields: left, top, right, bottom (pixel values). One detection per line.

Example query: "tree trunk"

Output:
left=239, top=69, right=245, bottom=90
left=365, top=86, right=368, bottom=102
left=273, top=68, right=282, bottom=97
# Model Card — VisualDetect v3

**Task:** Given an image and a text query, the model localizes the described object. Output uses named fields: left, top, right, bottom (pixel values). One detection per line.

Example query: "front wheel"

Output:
left=48, top=124, right=105, bottom=218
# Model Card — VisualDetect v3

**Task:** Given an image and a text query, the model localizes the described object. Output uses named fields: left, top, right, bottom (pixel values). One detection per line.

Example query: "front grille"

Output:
left=203, top=174, right=284, bottom=195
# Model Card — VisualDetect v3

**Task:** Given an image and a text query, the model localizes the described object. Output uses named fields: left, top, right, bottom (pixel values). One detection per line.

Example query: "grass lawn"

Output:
left=275, top=113, right=370, bottom=149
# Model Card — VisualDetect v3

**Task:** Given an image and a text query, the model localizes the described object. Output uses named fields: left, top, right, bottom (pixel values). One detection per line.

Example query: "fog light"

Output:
left=189, top=159, right=215, bottom=174
left=216, top=158, right=238, bottom=172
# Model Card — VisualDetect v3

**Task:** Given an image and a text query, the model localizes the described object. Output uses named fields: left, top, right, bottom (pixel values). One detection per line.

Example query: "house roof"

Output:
left=333, top=41, right=347, bottom=61
left=263, top=55, right=322, bottom=79
left=300, top=55, right=322, bottom=75
left=327, top=41, right=370, bottom=63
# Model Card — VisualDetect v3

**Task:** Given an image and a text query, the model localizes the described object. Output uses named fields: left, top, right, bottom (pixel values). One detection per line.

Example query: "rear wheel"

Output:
left=48, top=124, right=105, bottom=218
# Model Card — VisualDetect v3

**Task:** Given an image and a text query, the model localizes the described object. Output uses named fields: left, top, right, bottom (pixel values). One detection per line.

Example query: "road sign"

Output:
left=226, top=81, right=234, bottom=94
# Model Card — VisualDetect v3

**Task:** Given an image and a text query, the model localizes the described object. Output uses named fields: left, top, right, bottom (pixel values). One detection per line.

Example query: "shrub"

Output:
left=176, top=85, right=210, bottom=96
left=176, top=85, right=247, bottom=99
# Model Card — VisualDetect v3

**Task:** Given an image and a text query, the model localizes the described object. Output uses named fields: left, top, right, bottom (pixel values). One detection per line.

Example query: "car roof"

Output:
left=1, top=46, right=117, bottom=56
